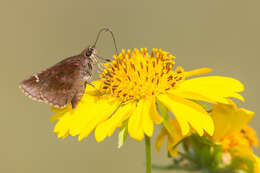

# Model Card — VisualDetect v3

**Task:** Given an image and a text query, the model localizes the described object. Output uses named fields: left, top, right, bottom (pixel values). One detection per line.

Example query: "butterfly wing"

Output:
left=19, top=55, right=90, bottom=108
left=19, top=74, right=44, bottom=102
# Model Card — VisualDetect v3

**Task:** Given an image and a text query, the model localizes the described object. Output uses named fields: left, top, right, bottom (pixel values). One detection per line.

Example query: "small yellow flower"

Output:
left=156, top=99, right=260, bottom=172
left=219, top=126, right=258, bottom=151
left=211, top=101, right=257, bottom=151
left=211, top=101, right=259, bottom=172
left=51, top=48, right=244, bottom=142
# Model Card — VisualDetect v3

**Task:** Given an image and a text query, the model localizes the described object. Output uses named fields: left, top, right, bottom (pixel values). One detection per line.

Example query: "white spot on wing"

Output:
left=34, top=74, right=40, bottom=83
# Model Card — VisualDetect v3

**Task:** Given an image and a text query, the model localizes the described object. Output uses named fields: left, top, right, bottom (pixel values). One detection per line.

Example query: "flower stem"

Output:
left=145, top=135, right=151, bottom=173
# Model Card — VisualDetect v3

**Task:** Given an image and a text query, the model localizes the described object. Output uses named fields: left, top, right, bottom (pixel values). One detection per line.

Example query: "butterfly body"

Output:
left=19, top=46, right=97, bottom=109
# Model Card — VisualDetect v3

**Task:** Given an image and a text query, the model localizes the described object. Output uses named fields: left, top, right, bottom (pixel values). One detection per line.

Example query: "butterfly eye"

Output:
left=85, top=48, right=93, bottom=57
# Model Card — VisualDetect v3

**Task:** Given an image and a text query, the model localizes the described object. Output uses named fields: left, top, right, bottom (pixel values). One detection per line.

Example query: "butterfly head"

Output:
left=82, top=46, right=98, bottom=63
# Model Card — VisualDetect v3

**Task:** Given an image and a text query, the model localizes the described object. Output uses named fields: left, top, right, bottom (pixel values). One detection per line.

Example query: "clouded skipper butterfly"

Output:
left=19, top=28, right=118, bottom=109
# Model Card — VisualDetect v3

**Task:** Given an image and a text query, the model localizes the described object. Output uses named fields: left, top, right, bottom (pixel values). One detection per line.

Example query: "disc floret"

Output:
left=100, top=48, right=185, bottom=101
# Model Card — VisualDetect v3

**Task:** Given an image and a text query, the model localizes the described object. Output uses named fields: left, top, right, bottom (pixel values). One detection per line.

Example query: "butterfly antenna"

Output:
left=94, top=28, right=119, bottom=55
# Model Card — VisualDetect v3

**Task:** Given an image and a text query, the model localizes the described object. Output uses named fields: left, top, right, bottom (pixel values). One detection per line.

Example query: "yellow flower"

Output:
left=211, top=101, right=257, bottom=151
left=211, top=101, right=259, bottom=172
left=156, top=99, right=260, bottom=172
left=219, top=126, right=258, bottom=151
left=51, top=48, right=244, bottom=142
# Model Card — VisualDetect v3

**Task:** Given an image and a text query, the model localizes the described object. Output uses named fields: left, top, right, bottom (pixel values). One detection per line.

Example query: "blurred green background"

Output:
left=0, top=0, right=259, bottom=173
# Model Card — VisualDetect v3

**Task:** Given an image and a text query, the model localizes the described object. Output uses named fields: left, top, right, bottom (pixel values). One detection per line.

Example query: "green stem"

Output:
left=145, top=135, right=151, bottom=173
left=152, top=164, right=199, bottom=171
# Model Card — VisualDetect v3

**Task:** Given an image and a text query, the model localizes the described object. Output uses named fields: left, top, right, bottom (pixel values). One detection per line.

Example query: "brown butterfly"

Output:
left=19, top=28, right=118, bottom=109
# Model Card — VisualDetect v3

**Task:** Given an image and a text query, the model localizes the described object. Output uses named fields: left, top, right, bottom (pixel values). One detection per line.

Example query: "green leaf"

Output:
left=156, top=99, right=174, bottom=137
left=118, top=120, right=128, bottom=148
left=178, top=152, right=198, bottom=165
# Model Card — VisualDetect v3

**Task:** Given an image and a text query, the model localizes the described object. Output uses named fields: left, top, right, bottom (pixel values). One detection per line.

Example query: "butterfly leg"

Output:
left=71, top=95, right=80, bottom=109
left=86, top=82, right=102, bottom=95
left=96, top=62, right=105, bottom=73
left=71, top=89, right=85, bottom=109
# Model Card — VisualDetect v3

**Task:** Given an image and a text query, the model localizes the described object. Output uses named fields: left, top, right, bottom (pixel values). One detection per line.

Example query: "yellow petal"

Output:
left=68, top=96, right=103, bottom=136
left=77, top=96, right=121, bottom=141
left=142, top=99, right=154, bottom=137
left=229, top=93, right=245, bottom=102
left=253, top=154, right=260, bottom=173
left=175, top=76, right=244, bottom=104
left=107, top=102, right=135, bottom=136
left=84, top=80, right=102, bottom=95
left=95, top=102, right=135, bottom=142
left=54, top=111, right=73, bottom=138
left=94, top=122, right=109, bottom=142
left=150, top=97, right=163, bottom=124
left=156, top=119, right=189, bottom=157
left=167, top=119, right=188, bottom=156
left=128, top=100, right=145, bottom=140
left=155, top=128, right=167, bottom=152
left=211, top=101, right=254, bottom=141
left=157, top=94, right=214, bottom=136
left=50, top=104, right=73, bottom=122
left=184, top=68, right=212, bottom=78
left=169, top=90, right=217, bottom=104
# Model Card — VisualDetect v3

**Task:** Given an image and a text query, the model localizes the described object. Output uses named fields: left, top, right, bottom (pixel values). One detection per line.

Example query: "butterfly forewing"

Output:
left=19, top=75, right=44, bottom=102
left=19, top=49, right=95, bottom=109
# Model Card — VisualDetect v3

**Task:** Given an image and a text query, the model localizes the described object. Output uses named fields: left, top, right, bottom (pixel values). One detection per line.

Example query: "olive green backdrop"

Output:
left=0, top=0, right=259, bottom=173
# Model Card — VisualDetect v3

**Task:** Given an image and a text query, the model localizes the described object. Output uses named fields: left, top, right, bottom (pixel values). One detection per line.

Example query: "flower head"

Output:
left=210, top=101, right=260, bottom=172
left=52, top=48, right=244, bottom=143
left=211, top=101, right=258, bottom=151
left=219, top=126, right=258, bottom=151
left=100, top=48, right=183, bottom=101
